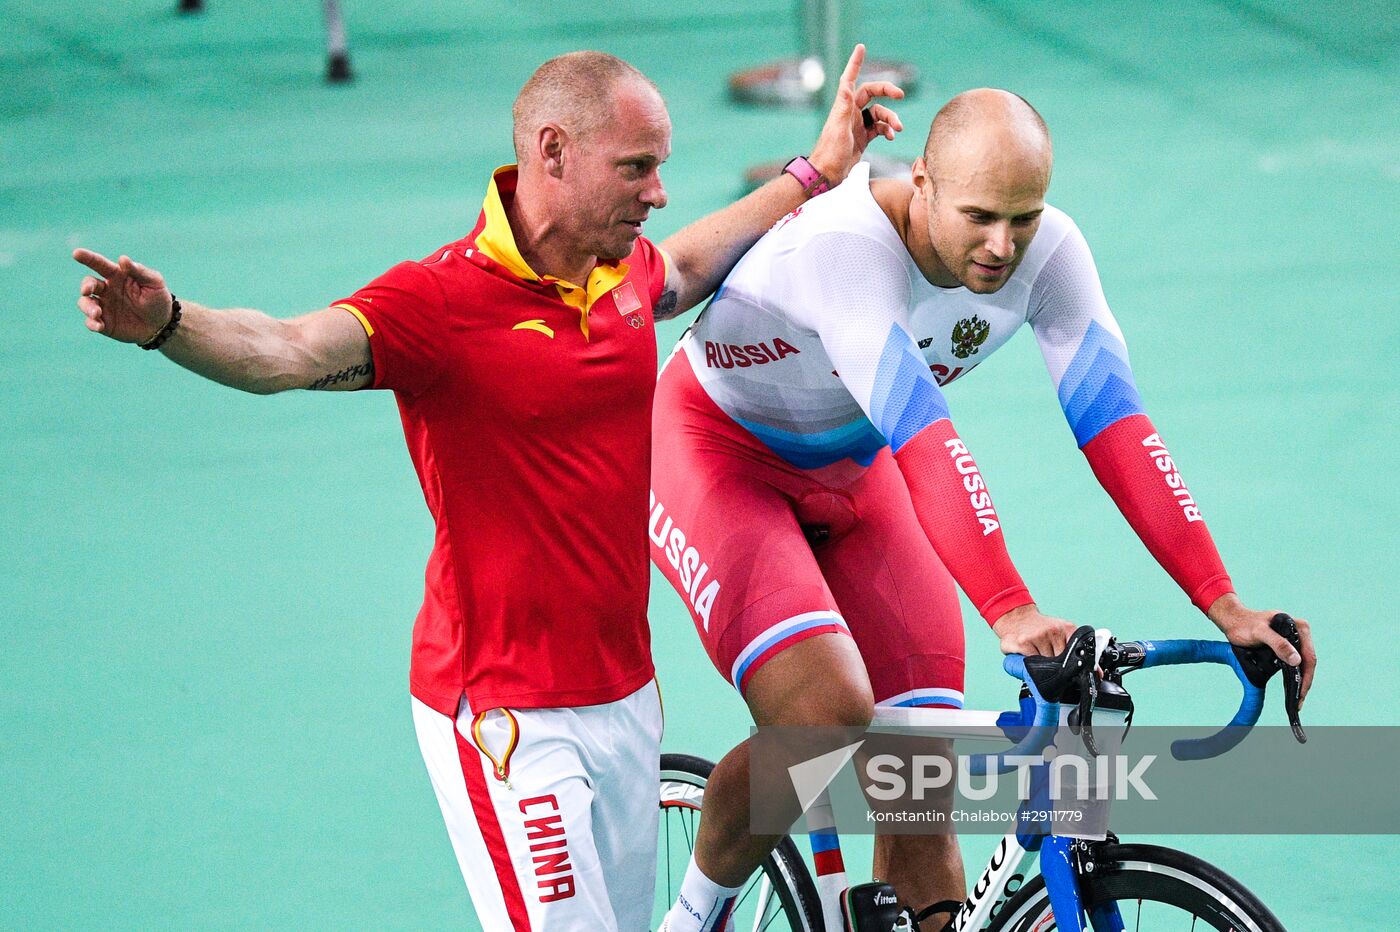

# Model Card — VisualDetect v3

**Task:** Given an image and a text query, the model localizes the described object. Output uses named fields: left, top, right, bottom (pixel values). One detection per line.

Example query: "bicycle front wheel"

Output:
left=658, top=753, right=822, bottom=932
left=987, top=843, right=1285, bottom=932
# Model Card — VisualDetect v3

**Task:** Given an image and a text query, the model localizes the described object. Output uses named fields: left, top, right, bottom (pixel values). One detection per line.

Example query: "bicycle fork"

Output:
left=1040, top=836, right=1131, bottom=932
left=954, top=831, right=1111, bottom=932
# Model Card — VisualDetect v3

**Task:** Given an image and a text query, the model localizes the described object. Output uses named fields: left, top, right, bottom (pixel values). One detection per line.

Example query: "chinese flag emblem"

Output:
left=612, top=282, right=641, bottom=316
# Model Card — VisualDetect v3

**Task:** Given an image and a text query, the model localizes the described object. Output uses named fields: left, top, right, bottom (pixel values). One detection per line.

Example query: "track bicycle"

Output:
left=655, top=615, right=1306, bottom=931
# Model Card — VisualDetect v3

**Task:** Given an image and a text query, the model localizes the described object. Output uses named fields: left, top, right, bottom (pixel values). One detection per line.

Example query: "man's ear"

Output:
left=538, top=125, right=567, bottom=177
left=911, top=155, right=931, bottom=196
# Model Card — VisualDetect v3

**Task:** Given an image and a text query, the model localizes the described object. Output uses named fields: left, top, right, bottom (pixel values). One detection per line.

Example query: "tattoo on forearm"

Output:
left=655, top=289, right=679, bottom=320
left=308, top=361, right=373, bottom=390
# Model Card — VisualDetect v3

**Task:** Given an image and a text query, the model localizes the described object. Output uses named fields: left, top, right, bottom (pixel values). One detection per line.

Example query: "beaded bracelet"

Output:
left=139, top=295, right=183, bottom=351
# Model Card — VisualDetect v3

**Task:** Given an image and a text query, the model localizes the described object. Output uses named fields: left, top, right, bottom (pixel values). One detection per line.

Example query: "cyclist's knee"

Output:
left=744, top=632, right=874, bottom=728
left=796, top=679, right=875, bottom=728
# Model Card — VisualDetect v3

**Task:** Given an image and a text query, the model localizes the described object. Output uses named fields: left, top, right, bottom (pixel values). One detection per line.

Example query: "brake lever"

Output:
left=1065, top=637, right=1101, bottom=756
left=1272, top=614, right=1307, bottom=744
left=1230, top=613, right=1306, bottom=744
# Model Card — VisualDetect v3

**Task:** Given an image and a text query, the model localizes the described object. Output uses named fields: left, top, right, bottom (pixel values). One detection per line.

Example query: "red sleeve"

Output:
left=893, top=419, right=1034, bottom=625
left=1081, top=413, right=1234, bottom=612
left=332, top=259, right=450, bottom=397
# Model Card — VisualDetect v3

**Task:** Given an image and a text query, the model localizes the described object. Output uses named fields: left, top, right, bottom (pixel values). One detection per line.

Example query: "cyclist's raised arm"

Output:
left=74, top=249, right=373, bottom=394
left=1025, top=223, right=1313, bottom=695
left=790, top=233, right=1073, bottom=655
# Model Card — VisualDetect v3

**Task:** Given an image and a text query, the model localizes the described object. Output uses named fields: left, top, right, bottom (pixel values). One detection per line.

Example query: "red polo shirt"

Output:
left=334, top=166, right=667, bottom=714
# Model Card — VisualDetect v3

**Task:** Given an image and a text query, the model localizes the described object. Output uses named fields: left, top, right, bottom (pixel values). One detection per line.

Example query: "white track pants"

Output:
left=412, top=681, right=663, bottom=931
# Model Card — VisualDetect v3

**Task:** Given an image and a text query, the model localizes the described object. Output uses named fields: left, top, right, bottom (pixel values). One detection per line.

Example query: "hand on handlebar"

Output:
left=992, top=604, right=1079, bottom=657
left=1207, top=594, right=1315, bottom=708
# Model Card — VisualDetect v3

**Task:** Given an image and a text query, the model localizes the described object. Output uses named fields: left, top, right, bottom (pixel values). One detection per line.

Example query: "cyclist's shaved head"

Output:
left=513, top=51, right=662, bottom=164
left=910, top=89, right=1054, bottom=295
left=922, top=88, right=1053, bottom=193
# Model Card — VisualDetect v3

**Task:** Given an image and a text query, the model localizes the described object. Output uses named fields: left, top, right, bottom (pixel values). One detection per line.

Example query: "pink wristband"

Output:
left=783, top=156, right=831, bottom=197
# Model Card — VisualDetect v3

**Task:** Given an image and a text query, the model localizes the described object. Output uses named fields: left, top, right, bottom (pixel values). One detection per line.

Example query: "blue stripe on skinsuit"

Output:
left=733, top=615, right=845, bottom=688
left=1056, top=320, right=1145, bottom=447
left=867, top=324, right=951, bottom=453
left=733, top=415, right=887, bottom=469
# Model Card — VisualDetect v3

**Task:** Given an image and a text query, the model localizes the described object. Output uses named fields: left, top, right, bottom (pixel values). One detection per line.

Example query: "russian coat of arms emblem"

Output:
left=951, top=315, right=991, bottom=359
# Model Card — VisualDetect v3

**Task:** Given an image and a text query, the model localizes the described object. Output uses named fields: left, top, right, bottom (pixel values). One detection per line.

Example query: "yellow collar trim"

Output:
left=475, top=165, right=538, bottom=283
left=474, top=165, right=632, bottom=339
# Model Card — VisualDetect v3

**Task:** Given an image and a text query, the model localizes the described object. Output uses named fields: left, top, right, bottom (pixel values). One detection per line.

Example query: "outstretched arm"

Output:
left=1028, top=221, right=1314, bottom=701
left=74, top=249, right=372, bottom=394
left=656, top=44, right=904, bottom=318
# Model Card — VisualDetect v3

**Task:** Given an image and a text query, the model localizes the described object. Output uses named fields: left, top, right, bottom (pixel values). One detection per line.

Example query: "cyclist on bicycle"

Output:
left=650, top=89, right=1316, bottom=931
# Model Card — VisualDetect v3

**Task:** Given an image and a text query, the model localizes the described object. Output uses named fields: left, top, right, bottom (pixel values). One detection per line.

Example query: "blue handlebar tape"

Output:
left=968, top=655, right=1060, bottom=775
left=1135, top=640, right=1266, bottom=760
left=1139, top=639, right=1232, bottom=669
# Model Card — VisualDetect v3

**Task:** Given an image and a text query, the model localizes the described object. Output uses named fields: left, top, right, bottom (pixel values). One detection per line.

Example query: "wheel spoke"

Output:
left=757, top=880, right=783, bottom=932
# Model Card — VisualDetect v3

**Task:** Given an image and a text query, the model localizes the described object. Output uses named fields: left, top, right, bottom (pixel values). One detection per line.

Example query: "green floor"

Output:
left=3, top=0, right=1397, bottom=927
